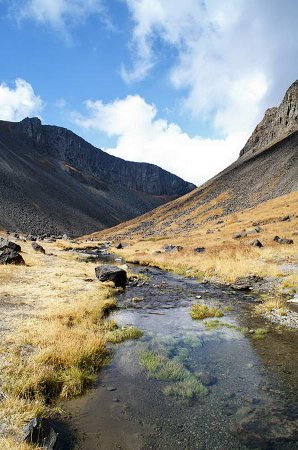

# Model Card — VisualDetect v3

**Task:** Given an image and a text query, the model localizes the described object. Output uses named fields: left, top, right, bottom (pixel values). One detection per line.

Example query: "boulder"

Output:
left=278, top=238, right=294, bottom=245
left=231, top=276, right=263, bottom=291
left=194, top=247, right=206, bottom=253
left=115, top=243, right=123, bottom=249
left=24, top=417, right=58, bottom=450
left=164, top=245, right=183, bottom=252
left=95, top=265, right=127, bottom=288
left=251, top=239, right=263, bottom=248
left=233, top=232, right=247, bottom=239
left=32, top=242, right=46, bottom=254
left=274, top=236, right=294, bottom=244
left=0, top=238, right=21, bottom=252
left=0, top=249, right=25, bottom=265
left=27, top=234, right=37, bottom=241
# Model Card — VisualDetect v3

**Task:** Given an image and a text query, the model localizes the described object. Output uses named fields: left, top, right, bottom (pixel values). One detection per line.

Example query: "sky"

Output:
left=0, top=0, right=297, bottom=185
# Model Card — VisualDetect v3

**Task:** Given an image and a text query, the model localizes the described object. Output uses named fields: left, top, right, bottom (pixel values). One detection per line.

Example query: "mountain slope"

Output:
left=90, top=79, right=298, bottom=241
left=0, top=118, right=195, bottom=236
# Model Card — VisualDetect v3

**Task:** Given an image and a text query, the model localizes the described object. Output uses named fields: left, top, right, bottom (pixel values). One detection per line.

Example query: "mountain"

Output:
left=0, top=118, right=195, bottom=236
left=90, top=79, right=298, bottom=241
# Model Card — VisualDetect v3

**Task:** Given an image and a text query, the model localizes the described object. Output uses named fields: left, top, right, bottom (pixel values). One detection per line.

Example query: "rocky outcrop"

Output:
left=240, top=79, right=298, bottom=157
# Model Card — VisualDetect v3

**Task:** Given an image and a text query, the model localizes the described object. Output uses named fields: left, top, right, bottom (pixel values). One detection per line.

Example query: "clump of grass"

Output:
left=191, top=303, right=223, bottom=320
left=253, top=328, right=269, bottom=339
left=255, top=294, right=288, bottom=316
left=183, top=335, right=203, bottom=349
left=163, top=376, right=208, bottom=399
left=203, top=320, right=249, bottom=333
left=139, top=351, right=187, bottom=381
left=224, top=306, right=234, bottom=311
left=139, top=351, right=164, bottom=372
left=106, top=326, right=143, bottom=343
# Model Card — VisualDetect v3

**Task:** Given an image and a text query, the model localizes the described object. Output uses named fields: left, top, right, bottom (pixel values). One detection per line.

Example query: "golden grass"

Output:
left=86, top=191, right=297, bottom=287
left=0, top=238, right=120, bottom=448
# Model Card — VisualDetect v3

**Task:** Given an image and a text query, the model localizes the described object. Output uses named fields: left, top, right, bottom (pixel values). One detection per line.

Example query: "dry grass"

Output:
left=86, top=191, right=297, bottom=287
left=0, top=238, right=120, bottom=448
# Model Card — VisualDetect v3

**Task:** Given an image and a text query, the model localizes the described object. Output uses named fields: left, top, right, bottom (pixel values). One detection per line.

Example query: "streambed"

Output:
left=64, top=265, right=298, bottom=450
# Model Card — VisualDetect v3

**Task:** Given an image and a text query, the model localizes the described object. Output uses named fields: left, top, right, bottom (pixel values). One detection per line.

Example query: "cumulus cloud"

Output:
left=72, top=95, right=248, bottom=185
left=15, top=0, right=103, bottom=38
left=0, top=79, right=43, bottom=121
left=122, top=0, right=298, bottom=134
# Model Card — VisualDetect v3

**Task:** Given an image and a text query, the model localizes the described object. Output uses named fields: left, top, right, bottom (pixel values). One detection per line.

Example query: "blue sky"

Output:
left=0, top=0, right=297, bottom=184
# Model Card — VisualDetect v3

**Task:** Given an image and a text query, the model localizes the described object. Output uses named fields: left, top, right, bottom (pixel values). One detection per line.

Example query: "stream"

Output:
left=63, top=263, right=298, bottom=450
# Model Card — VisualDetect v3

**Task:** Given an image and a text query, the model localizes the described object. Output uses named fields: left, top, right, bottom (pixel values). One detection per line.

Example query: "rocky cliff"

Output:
left=9, top=118, right=195, bottom=196
left=0, top=118, right=195, bottom=235
left=240, top=79, right=298, bottom=157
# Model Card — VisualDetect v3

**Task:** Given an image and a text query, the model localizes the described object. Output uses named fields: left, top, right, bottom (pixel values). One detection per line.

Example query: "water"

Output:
left=65, top=266, right=298, bottom=450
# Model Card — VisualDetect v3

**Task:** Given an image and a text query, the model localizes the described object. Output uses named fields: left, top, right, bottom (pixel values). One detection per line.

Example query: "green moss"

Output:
left=163, top=376, right=208, bottom=399
left=191, top=304, right=224, bottom=320
left=106, top=326, right=143, bottom=343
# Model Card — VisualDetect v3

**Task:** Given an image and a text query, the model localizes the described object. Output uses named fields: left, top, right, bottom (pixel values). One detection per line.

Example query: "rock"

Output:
left=274, top=235, right=280, bottom=242
left=32, top=242, right=46, bottom=253
left=281, top=215, right=291, bottom=221
left=240, top=79, right=298, bottom=157
left=199, top=371, right=217, bottom=386
left=278, top=238, right=294, bottom=245
left=251, top=239, right=263, bottom=248
left=233, top=232, right=247, bottom=239
left=23, top=417, right=58, bottom=450
left=164, top=245, right=183, bottom=252
left=0, top=249, right=25, bottom=265
left=27, top=234, right=37, bottom=241
left=107, top=386, right=117, bottom=392
left=115, top=243, right=123, bottom=249
left=0, top=238, right=21, bottom=252
left=44, top=237, right=56, bottom=243
left=232, top=276, right=263, bottom=291
left=254, top=226, right=261, bottom=233
left=62, top=234, right=69, bottom=240
left=95, top=265, right=127, bottom=288
left=194, top=247, right=206, bottom=253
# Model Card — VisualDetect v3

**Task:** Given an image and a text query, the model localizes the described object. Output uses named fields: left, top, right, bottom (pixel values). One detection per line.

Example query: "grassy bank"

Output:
left=0, top=240, right=122, bottom=449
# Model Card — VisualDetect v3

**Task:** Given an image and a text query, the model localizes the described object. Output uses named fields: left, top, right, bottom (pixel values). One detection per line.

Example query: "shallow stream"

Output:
left=64, top=265, right=298, bottom=450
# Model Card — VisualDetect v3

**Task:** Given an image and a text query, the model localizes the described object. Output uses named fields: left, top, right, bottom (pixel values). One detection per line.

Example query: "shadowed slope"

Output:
left=0, top=118, right=195, bottom=236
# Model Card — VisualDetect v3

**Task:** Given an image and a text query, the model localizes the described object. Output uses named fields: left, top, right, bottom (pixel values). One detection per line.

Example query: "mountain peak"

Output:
left=240, top=79, right=298, bottom=158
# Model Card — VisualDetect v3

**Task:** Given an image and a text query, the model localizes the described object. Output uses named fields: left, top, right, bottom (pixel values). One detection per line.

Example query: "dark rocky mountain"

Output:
left=0, top=118, right=195, bottom=236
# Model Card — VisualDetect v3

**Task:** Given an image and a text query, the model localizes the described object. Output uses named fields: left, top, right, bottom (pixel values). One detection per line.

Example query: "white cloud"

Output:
left=0, top=79, right=43, bottom=121
left=16, top=0, right=102, bottom=38
left=72, top=95, right=248, bottom=185
left=122, top=0, right=298, bottom=135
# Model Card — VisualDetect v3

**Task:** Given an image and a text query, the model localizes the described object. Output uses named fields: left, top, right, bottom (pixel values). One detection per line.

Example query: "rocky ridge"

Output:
left=240, top=79, right=298, bottom=157
left=0, top=118, right=195, bottom=236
